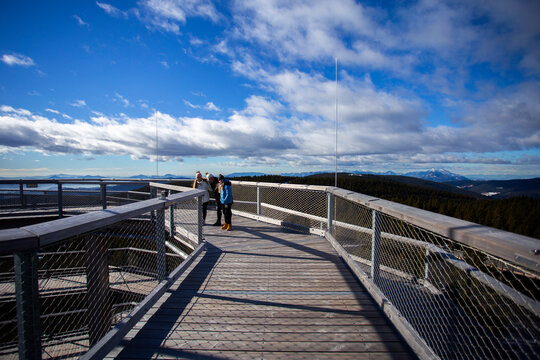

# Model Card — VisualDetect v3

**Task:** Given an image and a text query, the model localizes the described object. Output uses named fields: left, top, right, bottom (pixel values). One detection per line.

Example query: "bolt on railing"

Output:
left=0, top=187, right=204, bottom=360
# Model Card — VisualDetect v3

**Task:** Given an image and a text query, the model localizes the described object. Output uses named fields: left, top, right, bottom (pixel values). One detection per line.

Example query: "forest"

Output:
left=234, top=173, right=540, bottom=239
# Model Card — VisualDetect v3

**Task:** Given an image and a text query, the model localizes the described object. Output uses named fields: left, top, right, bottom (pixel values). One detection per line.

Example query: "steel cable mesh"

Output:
left=0, top=189, right=22, bottom=212
left=0, top=255, right=17, bottom=356
left=333, top=195, right=540, bottom=360
left=169, top=196, right=201, bottom=263
left=260, top=187, right=328, bottom=232
left=0, top=196, right=199, bottom=359
left=230, top=184, right=257, bottom=214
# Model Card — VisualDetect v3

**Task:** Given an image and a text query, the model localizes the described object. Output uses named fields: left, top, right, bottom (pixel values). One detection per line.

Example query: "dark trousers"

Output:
left=223, top=204, right=232, bottom=224
left=203, top=202, right=208, bottom=220
left=216, top=201, right=222, bottom=223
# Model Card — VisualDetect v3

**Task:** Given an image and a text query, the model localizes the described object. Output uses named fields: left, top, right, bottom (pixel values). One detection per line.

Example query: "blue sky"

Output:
left=1, top=0, right=539, bottom=179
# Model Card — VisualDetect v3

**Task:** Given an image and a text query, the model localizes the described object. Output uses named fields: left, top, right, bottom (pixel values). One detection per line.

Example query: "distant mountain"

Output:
left=404, top=168, right=469, bottom=182
left=227, top=172, right=267, bottom=178
left=446, top=178, right=540, bottom=199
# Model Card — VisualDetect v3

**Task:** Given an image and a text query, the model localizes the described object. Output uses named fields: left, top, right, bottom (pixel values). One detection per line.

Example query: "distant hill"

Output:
left=404, top=168, right=469, bottom=182
left=446, top=178, right=540, bottom=199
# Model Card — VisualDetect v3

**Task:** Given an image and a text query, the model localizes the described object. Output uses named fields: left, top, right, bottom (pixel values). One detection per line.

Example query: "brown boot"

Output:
left=221, top=223, right=228, bottom=230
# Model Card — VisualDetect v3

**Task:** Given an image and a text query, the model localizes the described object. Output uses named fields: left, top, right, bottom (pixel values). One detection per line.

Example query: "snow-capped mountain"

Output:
left=404, top=168, right=469, bottom=182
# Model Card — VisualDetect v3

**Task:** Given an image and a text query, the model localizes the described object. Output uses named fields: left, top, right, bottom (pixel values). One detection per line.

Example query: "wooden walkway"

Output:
left=105, top=211, right=416, bottom=359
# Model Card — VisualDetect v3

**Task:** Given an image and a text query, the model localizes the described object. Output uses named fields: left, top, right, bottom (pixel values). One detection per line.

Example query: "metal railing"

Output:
left=0, top=179, right=539, bottom=359
left=230, top=181, right=540, bottom=360
left=0, top=185, right=204, bottom=360
left=0, top=179, right=164, bottom=219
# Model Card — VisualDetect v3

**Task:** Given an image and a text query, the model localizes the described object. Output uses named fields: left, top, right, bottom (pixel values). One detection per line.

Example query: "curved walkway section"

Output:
left=105, top=213, right=416, bottom=359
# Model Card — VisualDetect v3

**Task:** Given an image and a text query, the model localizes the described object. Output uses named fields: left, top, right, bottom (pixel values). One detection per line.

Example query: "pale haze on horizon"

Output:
left=1, top=0, right=539, bottom=180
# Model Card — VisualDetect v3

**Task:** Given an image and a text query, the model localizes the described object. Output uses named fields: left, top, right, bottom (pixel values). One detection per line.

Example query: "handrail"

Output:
left=0, top=190, right=204, bottom=254
left=229, top=180, right=539, bottom=273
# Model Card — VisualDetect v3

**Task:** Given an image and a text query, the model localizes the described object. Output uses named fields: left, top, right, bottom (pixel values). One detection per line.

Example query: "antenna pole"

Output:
left=335, top=57, right=338, bottom=188
left=155, top=111, right=158, bottom=177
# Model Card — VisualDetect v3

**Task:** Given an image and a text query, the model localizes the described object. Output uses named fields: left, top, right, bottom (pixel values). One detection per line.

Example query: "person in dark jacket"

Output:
left=218, top=174, right=233, bottom=231
left=206, top=173, right=222, bottom=226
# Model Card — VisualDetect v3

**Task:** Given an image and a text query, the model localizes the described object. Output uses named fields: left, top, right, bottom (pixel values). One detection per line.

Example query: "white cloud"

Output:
left=137, top=0, right=219, bottom=34
left=204, top=102, right=220, bottom=111
left=73, top=14, right=89, bottom=27
left=113, top=93, right=131, bottom=107
left=0, top=101, right=294, bottom=160
left=1, top=53, right=35, bottom=67
left=71, top=100, right=87, bottom=108
left=96, top=2, right=128, bottom=18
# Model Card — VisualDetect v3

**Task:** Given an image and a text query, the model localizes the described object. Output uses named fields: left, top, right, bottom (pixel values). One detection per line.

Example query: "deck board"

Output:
left=106, top=211, right=416, bottom=359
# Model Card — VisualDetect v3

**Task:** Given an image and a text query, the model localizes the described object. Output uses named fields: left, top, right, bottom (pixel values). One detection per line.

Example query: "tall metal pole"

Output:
left=335, top=57, right=338, bottom=188
left=155, top=111, right=159, bottom=177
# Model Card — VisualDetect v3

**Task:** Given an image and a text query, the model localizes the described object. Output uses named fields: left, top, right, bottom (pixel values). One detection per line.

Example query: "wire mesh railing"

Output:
left=0, top=188, right=204, bottom=360
left=231, top=181, right=540, bottom=360
left=0, top=180, right=164, bottom=218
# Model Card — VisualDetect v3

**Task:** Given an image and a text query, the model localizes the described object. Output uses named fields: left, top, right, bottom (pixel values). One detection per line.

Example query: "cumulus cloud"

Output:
left=1, top=53, right=35, bottom=67
left=137, top=0, right=219, bottom=34
left=0, top=99, right=294, bottom=160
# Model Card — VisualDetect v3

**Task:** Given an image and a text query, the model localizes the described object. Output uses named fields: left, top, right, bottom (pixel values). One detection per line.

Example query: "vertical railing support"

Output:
left=197, top=195, right=203, bottom=244
left=424, top=246, right=430, bottom=282
left=100, top=183, right=107, bottom=210
left=156, top=191, right=167, bottom=282
left=169, top=191, right=175, bottom=239
left=14, top=250, right=41, bottom=360
left=327, top=192, right=334, bottom=234
left=85, top=236, right=111, bottom=347
left=19, top=183, right=26, bottom=209
left=371, top=210, right=381, bottom=284
left=57, top=183, right=63, bottom=218
left=256, top=186, right=262, bottom=216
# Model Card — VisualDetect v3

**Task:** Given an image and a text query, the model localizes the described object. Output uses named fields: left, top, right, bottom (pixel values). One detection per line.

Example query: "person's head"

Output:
left=196, top=172, right=203, bottom=181
left=207, top=173, right=214, bottom=181
left=218, top=174, right=224, bottom=183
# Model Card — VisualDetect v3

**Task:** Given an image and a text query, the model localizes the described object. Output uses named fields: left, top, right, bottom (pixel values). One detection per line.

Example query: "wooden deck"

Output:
left=105, top=211, right=416, bottom=359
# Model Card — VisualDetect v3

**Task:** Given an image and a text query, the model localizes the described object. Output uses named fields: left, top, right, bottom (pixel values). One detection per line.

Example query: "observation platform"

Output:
left=104, top=211, right=415, bottom=359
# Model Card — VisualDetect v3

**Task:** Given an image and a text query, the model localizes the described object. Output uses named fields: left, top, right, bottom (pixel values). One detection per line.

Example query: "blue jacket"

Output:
left=220, top=179, right=233, bottom=205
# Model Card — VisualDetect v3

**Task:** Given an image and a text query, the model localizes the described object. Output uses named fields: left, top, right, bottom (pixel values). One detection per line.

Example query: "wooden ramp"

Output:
left=105, top=212, right=416, bottom=359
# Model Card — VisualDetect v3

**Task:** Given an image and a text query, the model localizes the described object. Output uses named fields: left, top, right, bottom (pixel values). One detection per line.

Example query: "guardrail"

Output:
left=230, top=180, right=540, bottom=360
left=0, top=186, right=204, bottom=360
left=0, top=179, right=538, bottom=359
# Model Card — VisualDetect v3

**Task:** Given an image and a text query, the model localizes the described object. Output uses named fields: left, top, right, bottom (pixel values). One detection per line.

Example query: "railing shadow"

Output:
left=113, top=243, right=224, bottom=359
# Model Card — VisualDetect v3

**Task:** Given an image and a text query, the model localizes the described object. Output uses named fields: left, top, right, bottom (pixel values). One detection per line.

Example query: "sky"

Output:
left=1, top=0, right=540, bottom=180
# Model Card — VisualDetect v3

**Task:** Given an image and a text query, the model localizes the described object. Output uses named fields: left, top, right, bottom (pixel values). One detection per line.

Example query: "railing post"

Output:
left=100, top=183, right=107, bottom=210
left=156, top=191, right=167, bottom=282
left=197, top=195, right=203, bottom=244
left=14, top=250, right=41, bottom=360
left=57, top=183, right=63, bottom=218
left=19, top=183, right=26, bottom=209
left=371, top=210, right=381, bottom=285
left=85, top=236, right=111, bottom=347
left=327, top=192, right=334, bottom=234
left=168, top=191, right=175, bottom=239
left=424, top=246, right=430, bottom=281
left=256, top=186, right=261, bottom=215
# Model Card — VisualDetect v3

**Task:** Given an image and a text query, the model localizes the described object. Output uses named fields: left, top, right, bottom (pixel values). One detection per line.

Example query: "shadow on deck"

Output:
left=105, top=211, right=416, bottom=359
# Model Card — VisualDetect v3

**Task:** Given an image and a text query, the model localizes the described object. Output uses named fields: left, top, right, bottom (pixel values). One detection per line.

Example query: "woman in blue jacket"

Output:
left=218, top=174, right=233, bottom=231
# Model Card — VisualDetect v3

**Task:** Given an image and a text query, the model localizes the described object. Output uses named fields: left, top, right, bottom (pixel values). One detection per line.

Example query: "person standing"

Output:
left=192, top=171, right=211, bottom=225
left=218, top=174, right=233, bottom=231
left=206, top=173, right=222, bottom=226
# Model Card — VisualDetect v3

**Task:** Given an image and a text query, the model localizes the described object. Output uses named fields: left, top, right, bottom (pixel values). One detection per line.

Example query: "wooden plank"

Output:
left=103, top=212, right=415, bottom=359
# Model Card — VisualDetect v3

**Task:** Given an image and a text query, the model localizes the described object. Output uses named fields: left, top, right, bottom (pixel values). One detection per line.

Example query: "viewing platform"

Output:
left=0, top=179, right=538, bottom=359
left=104, top=212, right=415, bottom=359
